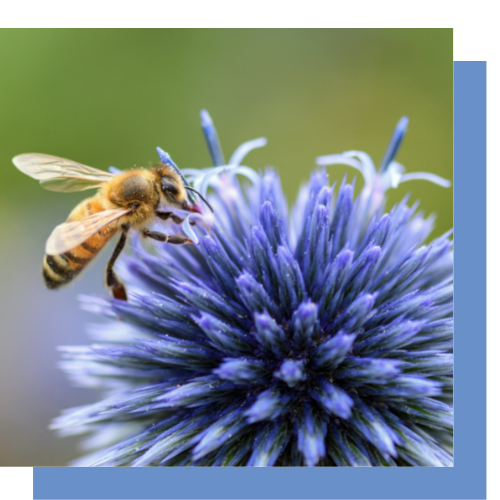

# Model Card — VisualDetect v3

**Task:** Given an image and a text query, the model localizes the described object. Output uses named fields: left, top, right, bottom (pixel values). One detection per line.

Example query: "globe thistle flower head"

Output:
left=53, top=112, right=453, bottom=467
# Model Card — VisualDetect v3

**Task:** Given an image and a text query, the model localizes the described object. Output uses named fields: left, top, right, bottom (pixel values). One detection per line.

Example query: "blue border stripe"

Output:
left=33, top=61, right=486, bottom=500
left=453, top=60, right=487, bottom=498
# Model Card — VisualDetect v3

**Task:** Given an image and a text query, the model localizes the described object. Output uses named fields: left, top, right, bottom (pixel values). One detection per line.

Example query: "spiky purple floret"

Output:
left=53, top=116, right=453, bottom=467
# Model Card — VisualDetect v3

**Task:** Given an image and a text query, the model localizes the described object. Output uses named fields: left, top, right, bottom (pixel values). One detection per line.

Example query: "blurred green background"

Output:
left=0, top=29, right=452, bottom=466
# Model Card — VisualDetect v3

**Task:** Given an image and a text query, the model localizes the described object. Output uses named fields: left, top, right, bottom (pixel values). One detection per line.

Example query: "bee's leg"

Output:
left=106, top=230, right=128, bottom=301
left=142, top=229, right=167, bottom=242
left=165, top=235, right=195, bottom=245
left=155, top=211, right=196, bottom=225
left=143, top=229, right=194, bottom=245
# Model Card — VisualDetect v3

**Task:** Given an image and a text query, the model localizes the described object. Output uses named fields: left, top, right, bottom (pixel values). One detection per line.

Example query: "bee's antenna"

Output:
left=185, top=187, right=214, bottom=213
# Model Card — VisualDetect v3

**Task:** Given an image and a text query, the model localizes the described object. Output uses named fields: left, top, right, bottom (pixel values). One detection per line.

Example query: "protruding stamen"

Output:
left=195, top=165, right=260, bottom=198
left=174, top=111, right=264, bottom=199
left=229, top=137, right=267, bottom=166
left=399, top=172, right=451, bottom=188
left=316, top=154, right=364, bottom=173
left=378, top=116, right=409, bottom=174
left=316, top=151, right=377, bottom=185
left=156, top=146, right=174, bottom=168
left=201, top=109, right=225, bottom=167
left=316, top=117, right=450, bottom=199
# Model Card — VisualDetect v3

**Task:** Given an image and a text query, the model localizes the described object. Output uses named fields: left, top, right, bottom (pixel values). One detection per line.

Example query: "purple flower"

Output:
left=52, top=112, right=453, bottom=467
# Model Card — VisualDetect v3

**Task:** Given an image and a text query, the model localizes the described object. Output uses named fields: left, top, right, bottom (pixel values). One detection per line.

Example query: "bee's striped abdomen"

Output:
left=42, top=195, right=119, bottom=290
left=42, top=245, right=95, bottom=289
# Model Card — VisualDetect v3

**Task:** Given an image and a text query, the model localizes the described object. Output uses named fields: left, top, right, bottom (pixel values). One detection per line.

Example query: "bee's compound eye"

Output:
left=161, top=177, right=180, bottom=197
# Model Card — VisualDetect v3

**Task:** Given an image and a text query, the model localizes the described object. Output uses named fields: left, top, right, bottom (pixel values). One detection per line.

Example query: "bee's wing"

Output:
left=45, top=208, right=131, bottom=255
left=12, top=153, right=115, bottom=192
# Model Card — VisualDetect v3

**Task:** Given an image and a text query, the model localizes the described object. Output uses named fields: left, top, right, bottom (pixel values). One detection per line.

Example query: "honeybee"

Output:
left=13, top=152, right=212, bottom=301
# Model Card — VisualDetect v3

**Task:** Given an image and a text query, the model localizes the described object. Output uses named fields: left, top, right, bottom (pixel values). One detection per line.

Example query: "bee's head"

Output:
left=157, top=166, right=212, bottom=214
left=160, top=175, right=191, bottom=209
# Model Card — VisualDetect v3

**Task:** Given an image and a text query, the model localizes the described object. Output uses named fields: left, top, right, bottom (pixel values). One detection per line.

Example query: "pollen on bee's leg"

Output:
left=111, top=283, right=128, bottom=301
left=106, top=264, right=127, bottom=300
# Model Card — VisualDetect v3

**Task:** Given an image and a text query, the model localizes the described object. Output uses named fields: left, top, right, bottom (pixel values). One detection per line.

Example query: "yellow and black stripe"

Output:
left=42, top=196, right=120, bottom=290
left=42, top=247, right=94, bottom=289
